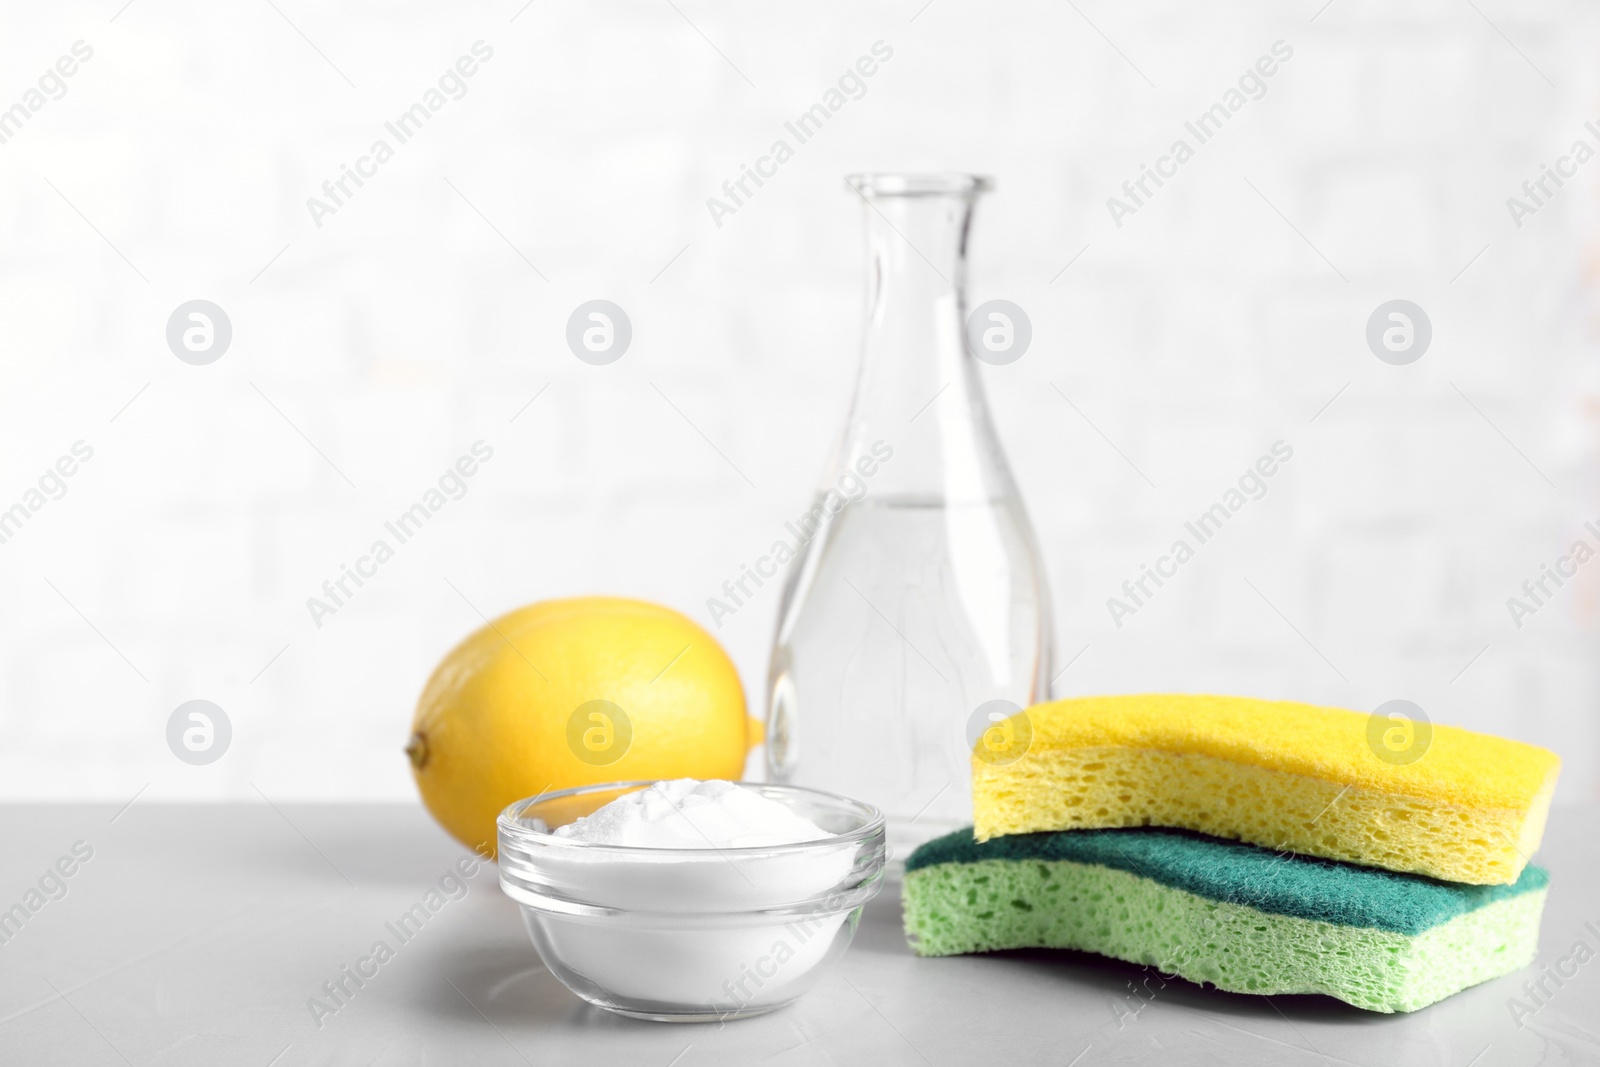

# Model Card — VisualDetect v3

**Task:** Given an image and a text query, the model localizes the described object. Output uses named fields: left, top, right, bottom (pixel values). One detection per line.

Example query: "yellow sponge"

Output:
left=972, top=694, right=1559, bottom=885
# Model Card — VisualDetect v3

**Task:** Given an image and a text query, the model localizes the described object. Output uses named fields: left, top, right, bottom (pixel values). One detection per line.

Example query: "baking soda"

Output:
left=553, top=778, right=832, bottom=849
left=530, top=780, right=857, bottom=1012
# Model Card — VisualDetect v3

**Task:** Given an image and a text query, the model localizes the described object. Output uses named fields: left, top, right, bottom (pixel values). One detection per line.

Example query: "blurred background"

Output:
left=2, top=0, right=1597, bottom=804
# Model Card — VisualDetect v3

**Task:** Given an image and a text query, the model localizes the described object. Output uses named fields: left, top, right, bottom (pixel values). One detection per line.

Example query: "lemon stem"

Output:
left=405, top=732, right=429, bottom=770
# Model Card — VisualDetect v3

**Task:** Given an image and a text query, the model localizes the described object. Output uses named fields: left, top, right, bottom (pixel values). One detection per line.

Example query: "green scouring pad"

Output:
left=903, top=827, right=1548, bottom=1013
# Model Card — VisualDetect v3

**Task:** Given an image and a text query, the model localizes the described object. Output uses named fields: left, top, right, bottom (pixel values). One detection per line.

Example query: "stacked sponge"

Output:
left=903, top=694, right=1561, bottom=1013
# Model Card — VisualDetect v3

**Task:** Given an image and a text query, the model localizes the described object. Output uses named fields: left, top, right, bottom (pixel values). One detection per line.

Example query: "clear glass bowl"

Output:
left=496, top=781, right=886, bottom=1022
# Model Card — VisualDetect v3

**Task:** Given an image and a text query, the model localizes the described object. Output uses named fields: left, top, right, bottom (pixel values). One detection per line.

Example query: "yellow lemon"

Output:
left=406, top=596, right=761, bottom=855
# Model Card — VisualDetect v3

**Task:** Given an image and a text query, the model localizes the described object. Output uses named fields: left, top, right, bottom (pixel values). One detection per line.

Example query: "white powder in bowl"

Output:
left=523, top=780, right=862, bottom=1010
left=553, top=779, right=833, bottom=849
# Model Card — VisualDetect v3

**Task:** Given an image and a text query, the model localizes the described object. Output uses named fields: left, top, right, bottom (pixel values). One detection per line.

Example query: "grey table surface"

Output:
left=1, top=802, right=1595, bottom=1067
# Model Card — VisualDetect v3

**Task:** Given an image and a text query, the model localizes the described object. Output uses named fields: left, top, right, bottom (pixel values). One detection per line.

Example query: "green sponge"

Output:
left=903, top=827, right=1548, bottom=1013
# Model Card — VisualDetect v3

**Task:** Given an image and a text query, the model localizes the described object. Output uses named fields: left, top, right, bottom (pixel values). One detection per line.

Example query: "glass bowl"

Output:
left=496, top=781, right=886, bottom=1022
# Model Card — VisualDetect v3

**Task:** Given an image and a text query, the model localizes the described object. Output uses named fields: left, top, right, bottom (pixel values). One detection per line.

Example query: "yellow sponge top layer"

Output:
left=1023, top=694, right=1557, bottom=809
left=972, top=694, right=1560, bottom=884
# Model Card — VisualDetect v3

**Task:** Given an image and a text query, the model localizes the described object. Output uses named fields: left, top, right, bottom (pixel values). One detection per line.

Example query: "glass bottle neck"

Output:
left=861, top=192, right=974, bottom=369
left=833, top=184, right=1013, bottom=504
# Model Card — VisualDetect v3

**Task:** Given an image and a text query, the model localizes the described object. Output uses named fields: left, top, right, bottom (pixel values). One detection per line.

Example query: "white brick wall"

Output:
left=1, top=1, right=1596, bottom=802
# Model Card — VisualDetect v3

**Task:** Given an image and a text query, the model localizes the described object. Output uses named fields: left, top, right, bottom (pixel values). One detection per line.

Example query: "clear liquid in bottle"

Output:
left=765, top=174, right=1054, bottom=868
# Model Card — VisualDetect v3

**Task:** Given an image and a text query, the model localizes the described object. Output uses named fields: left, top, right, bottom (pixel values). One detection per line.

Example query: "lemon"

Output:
left=406, top=596, right=761, bottom=855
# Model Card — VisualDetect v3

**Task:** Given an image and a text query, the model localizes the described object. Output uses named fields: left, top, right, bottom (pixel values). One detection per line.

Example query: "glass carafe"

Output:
left=765, top=173, right=1054, bottom=865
